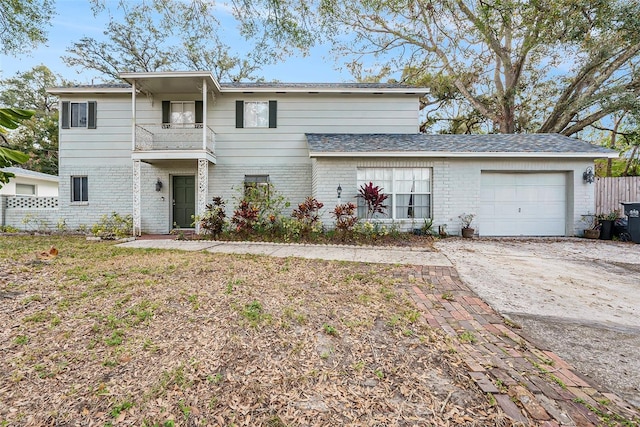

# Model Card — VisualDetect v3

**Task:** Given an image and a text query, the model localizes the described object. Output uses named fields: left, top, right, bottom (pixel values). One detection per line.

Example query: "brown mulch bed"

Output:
left=0, top=236, right=514, bottom=426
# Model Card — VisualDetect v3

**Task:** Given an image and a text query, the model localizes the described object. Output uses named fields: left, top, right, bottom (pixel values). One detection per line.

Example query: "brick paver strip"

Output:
left=404, top=265, right=640, bottom=426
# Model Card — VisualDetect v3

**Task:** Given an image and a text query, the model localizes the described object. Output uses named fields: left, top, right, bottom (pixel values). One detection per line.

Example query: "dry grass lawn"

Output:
left=0, top=236, right=514, bottom=426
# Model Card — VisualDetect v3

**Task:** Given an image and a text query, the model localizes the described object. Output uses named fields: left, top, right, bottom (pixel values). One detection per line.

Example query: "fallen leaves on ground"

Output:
left=0, top=236, right=514, bottom=426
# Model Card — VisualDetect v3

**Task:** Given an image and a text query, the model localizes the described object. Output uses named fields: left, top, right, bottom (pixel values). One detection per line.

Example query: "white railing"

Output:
left=135, top=124, right=215, bottom=153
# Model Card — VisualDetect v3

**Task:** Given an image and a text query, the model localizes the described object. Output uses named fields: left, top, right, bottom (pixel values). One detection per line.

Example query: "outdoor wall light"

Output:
left=583, top=167, right=595, bottom=184
left=337, top=184, right=342, bottom=199
left=155, top=178, right=163, bottom=192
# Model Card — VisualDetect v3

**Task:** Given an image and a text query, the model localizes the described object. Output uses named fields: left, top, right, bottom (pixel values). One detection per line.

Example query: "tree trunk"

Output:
left=623, top=145, right=638, bottom=176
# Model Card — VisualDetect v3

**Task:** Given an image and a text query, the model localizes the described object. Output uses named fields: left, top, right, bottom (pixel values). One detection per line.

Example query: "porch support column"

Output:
left=131, top=80, right=136, bottom=151
left=133, top=159, right=141, bottom=236
left=196, top=158, right=208, bottom=234
left=202, top=78, right=208, bottom=150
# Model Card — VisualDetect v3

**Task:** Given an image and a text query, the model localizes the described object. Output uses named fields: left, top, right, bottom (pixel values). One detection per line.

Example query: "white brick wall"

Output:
left=209, top=163, right=312, bottom=216
left=313, top=157, right=595, bottom=236
left=59, top=155, right=596, bottom=237
left=58, top=164, right=133, bottom=230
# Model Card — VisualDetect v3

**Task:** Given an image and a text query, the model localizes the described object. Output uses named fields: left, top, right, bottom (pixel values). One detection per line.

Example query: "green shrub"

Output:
left=91, top=212, right=133, bottom=239
left=231, top=183, right=290, bottom=235
left=0, top=225, right=19, bottom=233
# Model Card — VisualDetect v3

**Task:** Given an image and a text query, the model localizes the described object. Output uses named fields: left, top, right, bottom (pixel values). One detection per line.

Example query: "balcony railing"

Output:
left=135, top=124, right=215, bottom=153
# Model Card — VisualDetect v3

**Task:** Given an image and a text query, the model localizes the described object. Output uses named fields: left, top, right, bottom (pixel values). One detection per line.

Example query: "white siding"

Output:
left=56, top=89, right=421, bottom=232
left=60, top=94, right=132, bottom=166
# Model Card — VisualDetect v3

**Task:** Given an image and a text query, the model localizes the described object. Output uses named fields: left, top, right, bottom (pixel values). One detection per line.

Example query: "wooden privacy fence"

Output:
left=595, top=177, right=640, bottom=216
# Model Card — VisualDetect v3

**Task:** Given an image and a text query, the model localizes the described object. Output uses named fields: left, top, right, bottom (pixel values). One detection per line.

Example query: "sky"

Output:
left=0, top=0, right=352, bottom=84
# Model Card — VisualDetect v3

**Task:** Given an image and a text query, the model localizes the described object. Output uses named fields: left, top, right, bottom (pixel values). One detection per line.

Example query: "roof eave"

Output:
left=222, top=87, right=427, bottom=95
left=309, top=151, right=619, bottom=159
left=47, top=87, right=132, bottom=95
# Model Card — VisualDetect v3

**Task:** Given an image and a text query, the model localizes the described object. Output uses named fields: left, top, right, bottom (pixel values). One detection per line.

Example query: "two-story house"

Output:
left=48, top=71, right=615, bottom=237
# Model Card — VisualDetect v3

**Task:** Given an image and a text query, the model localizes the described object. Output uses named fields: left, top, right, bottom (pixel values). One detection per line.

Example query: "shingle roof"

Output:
left=1, top=167, right=58, bottom=181
left=220, top=82, right=415, bottom=90
left=306, top=133, right=616, bottom=157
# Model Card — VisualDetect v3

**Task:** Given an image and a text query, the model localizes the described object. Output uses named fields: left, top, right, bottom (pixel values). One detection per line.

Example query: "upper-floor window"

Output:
left=162, top=100, right=203, bottom=128
left=61, top=101, right=97, bottom=129
left=236, top=100, right=277, bottom=128
left=16, top=183, right=36, bottom=196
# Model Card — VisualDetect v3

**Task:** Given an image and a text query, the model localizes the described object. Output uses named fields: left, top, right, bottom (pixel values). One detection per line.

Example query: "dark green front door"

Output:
left=173, top=176, right=195, bottom=228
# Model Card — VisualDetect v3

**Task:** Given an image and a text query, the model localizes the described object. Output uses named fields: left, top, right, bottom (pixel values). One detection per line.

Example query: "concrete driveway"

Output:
left=435, top=238, right=640, bottom=408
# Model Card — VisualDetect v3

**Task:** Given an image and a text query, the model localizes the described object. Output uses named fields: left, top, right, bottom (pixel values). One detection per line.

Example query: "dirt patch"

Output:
left=435, top=237, right=640, bottom=408
left=0, top=236, right=513, bottom=426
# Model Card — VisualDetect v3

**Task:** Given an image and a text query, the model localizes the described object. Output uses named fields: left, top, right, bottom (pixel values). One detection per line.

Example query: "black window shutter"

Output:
left=235, top=100, right=244, bottom=128
left=61, top=101, right=70, bottom=129
left=195, top=101, right=203, bottom=124
left=269, top=100, right=277, bottom=128
left=162, top=101, right=170, bottom=124
left=87, top=101, right=97, bottom=129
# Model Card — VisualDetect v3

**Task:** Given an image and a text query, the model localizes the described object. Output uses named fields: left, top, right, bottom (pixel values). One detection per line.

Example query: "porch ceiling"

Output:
left=120, top=71, right=221, bottom=95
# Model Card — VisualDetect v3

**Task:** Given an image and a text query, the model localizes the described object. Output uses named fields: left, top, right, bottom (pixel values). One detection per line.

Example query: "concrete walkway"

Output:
left=118, top=239, right=452, bottom=267
left=118, top=238, right=640, bottom=425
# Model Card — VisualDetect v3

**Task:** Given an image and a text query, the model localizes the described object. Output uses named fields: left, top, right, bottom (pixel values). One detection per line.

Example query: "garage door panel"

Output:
left=493, top=187, right=518, bottom=201
left=480, top=172, right=567, bottom=236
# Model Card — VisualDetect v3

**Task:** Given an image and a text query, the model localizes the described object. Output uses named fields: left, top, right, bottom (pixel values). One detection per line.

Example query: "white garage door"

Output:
left=480, top=172, right=567, bottom=236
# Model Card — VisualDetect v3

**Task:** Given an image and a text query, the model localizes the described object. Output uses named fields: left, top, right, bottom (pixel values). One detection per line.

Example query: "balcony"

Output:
left=133, top=124, right=216, bottom=162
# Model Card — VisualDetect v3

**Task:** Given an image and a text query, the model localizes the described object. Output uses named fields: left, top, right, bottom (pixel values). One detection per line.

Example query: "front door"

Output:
left=173, top=176, right=195, bottom=228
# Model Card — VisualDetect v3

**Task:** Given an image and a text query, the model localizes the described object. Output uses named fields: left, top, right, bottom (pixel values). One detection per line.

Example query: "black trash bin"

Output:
left=621, top=202, right=640, bottom=243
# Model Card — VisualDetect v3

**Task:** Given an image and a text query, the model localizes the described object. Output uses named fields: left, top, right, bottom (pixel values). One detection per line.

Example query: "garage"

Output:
left=479, top=172, right=567, bottom=236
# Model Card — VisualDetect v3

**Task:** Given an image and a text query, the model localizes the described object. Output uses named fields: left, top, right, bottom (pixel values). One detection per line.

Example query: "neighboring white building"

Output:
left=0, top=167, right=59, bottom=230
left=0, top=167, right=59, bottom=197
left=47, top=71, right=616, bottom=237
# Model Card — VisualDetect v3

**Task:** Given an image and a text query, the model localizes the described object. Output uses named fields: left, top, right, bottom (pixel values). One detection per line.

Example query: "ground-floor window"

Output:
left=16, top=183, right=36, bottom=196
left=71, top=176, right=88, bottom=202
left=244, top=174, right=270, bottom=198
left=356, top=167, right=431, bottom=220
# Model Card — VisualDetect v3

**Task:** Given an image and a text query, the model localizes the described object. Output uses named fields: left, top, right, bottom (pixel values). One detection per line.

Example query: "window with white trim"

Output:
left=170, top=101, right=196, bottom=125
left=61, top=101, right=97, bottom=129
left=160, top=100, right=204, bottom=129
left=244, top=102, right=268, bottom=127
left=71, top=176, right=88, bottom=202
left=71, top=103, right=87, bottom=127
left=235, top=100, right=277, bottom=128
left=16, top=183, right=36, bottom=196
left=357, top=168, right=432, bottom=220
left=244, top=174, right=270, bottom=198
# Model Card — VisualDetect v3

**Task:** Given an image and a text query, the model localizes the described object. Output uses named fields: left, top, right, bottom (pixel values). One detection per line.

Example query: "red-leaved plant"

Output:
left=332, top=202, right=358, bottom=232
left=357, top=182, right=389, bottom=219
left=292, top=197, right=324, bottom=234
left=231, top=200, right=259, bottom=233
